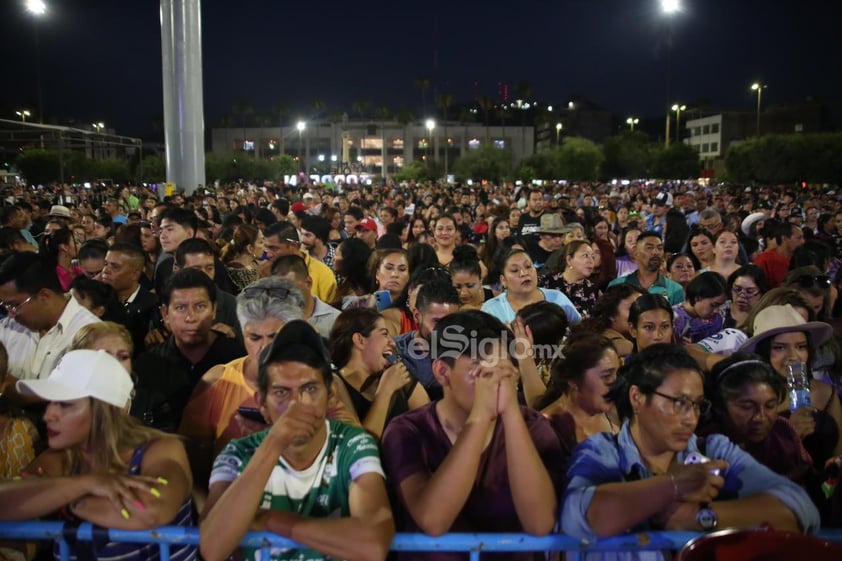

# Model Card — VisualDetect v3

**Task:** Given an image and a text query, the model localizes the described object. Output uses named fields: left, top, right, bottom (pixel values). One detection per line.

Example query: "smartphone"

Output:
left=374, top=289, right=392, bottom=311
left=236, top=407, right=266, bottom=424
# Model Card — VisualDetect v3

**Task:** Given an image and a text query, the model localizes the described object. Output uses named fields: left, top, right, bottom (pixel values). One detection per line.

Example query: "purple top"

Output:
left=382, top=403, right=565, bottom=561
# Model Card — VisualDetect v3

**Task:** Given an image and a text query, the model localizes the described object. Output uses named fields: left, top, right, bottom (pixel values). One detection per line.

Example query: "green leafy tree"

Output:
left=602, top=131, right=654, bottom=178
left=453, top=144, right=514, bottom=182
left=140, top=154, right=166, bottom=182
left=557, top=137, right=604, bottom=181
left=393, top=160, right=436, bottom=183
left=652, top=142, right=700, bottom=179
left=17, top=149, right=61, bottom=184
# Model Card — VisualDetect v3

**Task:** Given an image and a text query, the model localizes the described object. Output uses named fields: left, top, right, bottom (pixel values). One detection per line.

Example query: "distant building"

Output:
left=684, top=99, right=832, bottom=176
left=211, top=119, right=535, bottom=175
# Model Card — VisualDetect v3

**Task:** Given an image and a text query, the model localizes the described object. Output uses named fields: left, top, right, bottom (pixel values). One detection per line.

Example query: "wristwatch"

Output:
left=696, top=502, right=718, bottom=531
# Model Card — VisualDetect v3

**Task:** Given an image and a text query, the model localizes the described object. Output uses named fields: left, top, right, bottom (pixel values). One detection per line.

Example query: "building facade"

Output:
left=210, top=119, right=535, bottom=175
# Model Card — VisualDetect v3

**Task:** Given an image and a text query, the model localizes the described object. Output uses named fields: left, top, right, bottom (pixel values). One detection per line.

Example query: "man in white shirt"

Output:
left=271, top=254, right=340, bottom=339
left=0, top=252, right=100, bottom=387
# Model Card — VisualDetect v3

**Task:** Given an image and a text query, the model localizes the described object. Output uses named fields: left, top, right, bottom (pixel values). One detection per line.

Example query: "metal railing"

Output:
left=2, top=522, right=842, bottom=561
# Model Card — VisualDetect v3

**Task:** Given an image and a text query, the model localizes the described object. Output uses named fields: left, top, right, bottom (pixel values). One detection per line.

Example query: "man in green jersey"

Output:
left=200, top=320, right=395, bottom=561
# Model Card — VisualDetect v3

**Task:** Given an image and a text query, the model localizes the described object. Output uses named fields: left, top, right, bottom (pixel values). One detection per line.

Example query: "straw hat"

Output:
left=739, top=304, right=833, bottom=353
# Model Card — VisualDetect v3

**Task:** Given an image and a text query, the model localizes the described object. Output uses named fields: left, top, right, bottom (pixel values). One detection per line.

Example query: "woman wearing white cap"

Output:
left=739, top=304, right=842, bottom=465
left=0, top=350, right=196, bottom=561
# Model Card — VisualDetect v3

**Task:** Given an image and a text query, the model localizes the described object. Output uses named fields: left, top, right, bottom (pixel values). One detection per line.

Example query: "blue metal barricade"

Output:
left=2, top=522, right=842, bottom=561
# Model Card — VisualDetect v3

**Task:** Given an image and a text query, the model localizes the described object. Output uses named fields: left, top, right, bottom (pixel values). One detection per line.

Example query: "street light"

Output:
left=425, top=118, right=435, bottom=163
left=661, top=0, right=681, bottom=14
left=26, top=0, right=47, bottom=123
left=92, top=122, right=105, bottom=160
left=15, top=110, right=31, bottom=122
left=671, top=104, right=686, bottom=143
left=751, top=82, right=767, bottom=136
left=626, top=117, right=639, bottom=132
left=555, top=122, right=562, bottom=144
left=661, top=0, right=681, bottom=147
left=296, top=121, right=305, bottom=171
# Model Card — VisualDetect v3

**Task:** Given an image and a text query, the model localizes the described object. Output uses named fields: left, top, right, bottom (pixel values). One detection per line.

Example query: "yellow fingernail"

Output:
left=156, top=477, right=169, bottom=485
left=121, top=508, right=130, bottom=520
left=150, top=487, right=161, bottom=498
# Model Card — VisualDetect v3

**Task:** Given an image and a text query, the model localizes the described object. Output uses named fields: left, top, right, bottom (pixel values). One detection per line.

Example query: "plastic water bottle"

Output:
left=786, top=361, right=811, bottom=412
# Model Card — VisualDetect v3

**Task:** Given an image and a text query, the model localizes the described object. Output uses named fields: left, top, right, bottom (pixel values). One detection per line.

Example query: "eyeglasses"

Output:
left=731, top=286, right=760, bottom=297
left=241, top=286, right=291, bottom=300
left=652, top=390, right=711, bottom=417
left=797, top=275, right=831, bottom=290
left=0, top=294, right=35, bottom=316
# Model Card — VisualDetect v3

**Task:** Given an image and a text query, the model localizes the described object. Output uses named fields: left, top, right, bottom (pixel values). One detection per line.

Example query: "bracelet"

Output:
left=668, top=474, right=679, bottom=499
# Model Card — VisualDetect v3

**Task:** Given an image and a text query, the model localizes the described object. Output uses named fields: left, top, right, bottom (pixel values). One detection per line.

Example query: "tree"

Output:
left=602, top=131, right=655, bottom=178
left=477, top=97, right=495, bottom=142
left=351, top=100, right=370, bottom=120
left=652, top=142, right=700, bottom=179
left=415, top=77, right=431, bottom=118
left=453, top=144, right=514, bottom=182
left=436, top=93, right=454, bottom=177
left=17, top=149, right=61, bottom=184
left=140, top=154, right=166, bottom=183
left=557, top=137, right=604, bottom=181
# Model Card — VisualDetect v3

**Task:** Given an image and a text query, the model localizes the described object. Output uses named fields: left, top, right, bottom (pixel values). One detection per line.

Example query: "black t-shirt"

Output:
left=517, top=212, right=544, bottom=239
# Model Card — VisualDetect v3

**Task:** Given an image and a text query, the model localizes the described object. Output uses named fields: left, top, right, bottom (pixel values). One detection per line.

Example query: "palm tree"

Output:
left=352, top=100, right=370, bottom=120
left=436, top=93, right=454, bottom=177
left=477, top=97, right=495, bottom=143
left=272, top=102, right=288, bottom=155
left=232, top=101, right=253, bottom=151
left=515, top=80, right=532, bottom=152
left=311, top=99, right=326, bottom=119
left=375, top=106, right=391, bottom=178
left=415, top=77, right=431, bottom=118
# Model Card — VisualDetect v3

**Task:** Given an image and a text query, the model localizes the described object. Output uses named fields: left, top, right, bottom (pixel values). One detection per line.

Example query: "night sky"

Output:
left=1, top=0, right=841, bottom=140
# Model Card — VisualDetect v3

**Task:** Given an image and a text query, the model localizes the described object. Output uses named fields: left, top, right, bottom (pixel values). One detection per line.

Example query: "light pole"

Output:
left=92, top=122, right=105, bottom=159
left=16, top=110, right=31, bottom=123
left=626, top=117, right=639, bottom=132
left=296, top=121, right=305, bottom=171
left=26, top=0, right=47, bottom=123
left=751, top=82, right=767, bottom=136
left=555, top=122, right=562, bottom=144
left=661, top=0, right=681, bottom=147
left=425, top=118, right=435, bottom=163
left=671, top=104, right=686, bottom=143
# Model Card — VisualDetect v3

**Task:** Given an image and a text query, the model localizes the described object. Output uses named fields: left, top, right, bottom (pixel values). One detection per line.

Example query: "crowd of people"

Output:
left=0, top=177, right=841, bottom=560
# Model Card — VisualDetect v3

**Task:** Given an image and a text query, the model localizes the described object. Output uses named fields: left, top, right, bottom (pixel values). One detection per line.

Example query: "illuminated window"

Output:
left=418, top=139, right=429, bottom=149
left=243, top=140, right=254, bottom=151
left=392, top=138, right=405, bottom=149
left=393, top=156, right=405, bottom=168
left=468, top=138, right=480, bottom=150
left=362, top=155, right=382, bottom=166
left=494, top=140, right=505, bottom=149
left=361, top=138, right=383, bottom=149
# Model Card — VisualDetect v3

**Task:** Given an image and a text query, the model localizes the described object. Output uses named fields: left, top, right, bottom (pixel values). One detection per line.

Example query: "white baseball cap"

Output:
left=17, top=350, right=134, bottom=408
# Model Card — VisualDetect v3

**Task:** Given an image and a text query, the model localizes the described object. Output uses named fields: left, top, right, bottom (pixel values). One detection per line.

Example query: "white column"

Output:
left=161, top=0, right=206, bottom=196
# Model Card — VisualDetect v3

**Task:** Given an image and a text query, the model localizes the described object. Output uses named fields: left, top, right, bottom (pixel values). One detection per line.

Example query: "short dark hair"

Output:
left=636, top=230, right=663, bottom=245
left=0, top=252, right=62, bottom=294
left=301, top=216, right=330, bottom=245
left=160, top=207, right=198, bottom=232
left=108, top=242, right=146, bottom=268
left=78, top=239, right=109, bottom=261
left=344, top=207, right=364, bottom=221
left=271, top=253, right=309, bottom=280
left=685, top=271, right=727, bottom=305
left=431, top=310, right=517, bottom=368
left=174, top=238, right=215, bottom=267
left=258, top=320, right=332, bottom=394
left=69, top=276, right=120, bottom=317
left=161, top=268, right=216, bottom=306
left=775, top=222, right=799, bottom=245
left=606, top=343, right=702, bottom=420
left=265, top=222, right=299, bottom=243
left=416, top=279, right=460, bottom=312
left=271, top=198, right=290, bottom=216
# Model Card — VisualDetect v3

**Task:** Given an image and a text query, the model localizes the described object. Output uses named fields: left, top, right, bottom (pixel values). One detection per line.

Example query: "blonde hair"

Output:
left=71, top=322, right=134, bottom=355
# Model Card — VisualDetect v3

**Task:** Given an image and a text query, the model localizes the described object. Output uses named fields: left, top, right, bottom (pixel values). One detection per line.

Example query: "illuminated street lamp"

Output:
left=555, top=122, right=562, bottom=144
left=751, top=82, right=767, bottom=136
left=26, top=0, right=47, bottom=123
left=92, top=122, right=105, bottom=159
left=296, top=121, right=305, bottom=171
left=661, top=0, right=681, bottom=147
left=671, top=104, right=686, bottom=143
left=626, top=117, right=639, bottom=132
left=425, top=118, right=435, bottom=162
left=661, top=0, right=681, bottom=14
left=15, top=110, right=31, bottom=122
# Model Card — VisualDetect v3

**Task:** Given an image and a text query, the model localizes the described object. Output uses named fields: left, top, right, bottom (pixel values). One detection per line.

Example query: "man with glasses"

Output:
left=0, top=253, right=100, bottom=387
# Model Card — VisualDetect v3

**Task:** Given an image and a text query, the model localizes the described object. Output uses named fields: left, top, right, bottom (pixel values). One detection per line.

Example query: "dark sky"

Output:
left=1, top=0, right=841, bottom=140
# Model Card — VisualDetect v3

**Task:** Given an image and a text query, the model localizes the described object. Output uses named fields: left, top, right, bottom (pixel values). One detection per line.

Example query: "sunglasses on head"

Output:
left=797, top=274, right=831, bottom=290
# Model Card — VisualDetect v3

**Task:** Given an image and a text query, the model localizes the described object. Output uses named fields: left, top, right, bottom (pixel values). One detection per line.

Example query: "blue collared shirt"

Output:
left=561, top=421, right=819, bottom=561
left=481, top=288, right=582, bottom=325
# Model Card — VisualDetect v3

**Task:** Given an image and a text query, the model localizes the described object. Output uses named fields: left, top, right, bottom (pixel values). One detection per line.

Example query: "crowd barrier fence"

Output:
left=2, top=522, right=842, bottom=561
